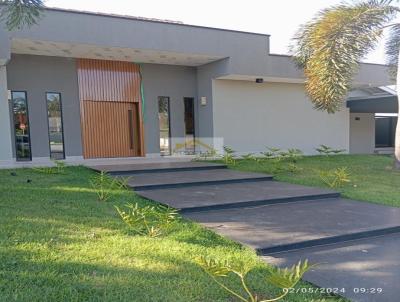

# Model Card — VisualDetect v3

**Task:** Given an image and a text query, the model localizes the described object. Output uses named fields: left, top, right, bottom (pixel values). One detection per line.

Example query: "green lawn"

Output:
left=223, top=154, right=400, bottom=207
left=0, top=166, right=340, bottom=302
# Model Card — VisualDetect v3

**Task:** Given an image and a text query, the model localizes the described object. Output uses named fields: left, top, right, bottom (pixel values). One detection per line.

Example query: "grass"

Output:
left=223, top=154, right=400, bottom=207
left=0, top=166, right=341, bottom=302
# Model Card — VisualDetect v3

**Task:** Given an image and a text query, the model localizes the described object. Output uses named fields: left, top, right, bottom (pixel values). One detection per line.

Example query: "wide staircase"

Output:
left=89, top=161, right=400, bottom=302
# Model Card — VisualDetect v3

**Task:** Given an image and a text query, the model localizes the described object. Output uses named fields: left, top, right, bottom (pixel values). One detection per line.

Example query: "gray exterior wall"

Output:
left=266, top=55, right=392, bottom=87
left=0, top=65, right=13, bottom=163
left=196, top=59, right=229, bottom=139
left=7, top=54, right=82, bottom=158
left=0, top=8, right=269, bottom=73
left=349, top=113, right=375, bottom=154
left=6, top=55, right=202, bottom=158
left=0, top=8, right=390, bottom=86
left=0, top=28, right=10, bottom=64
left=140, top=64, right=198, bottom=154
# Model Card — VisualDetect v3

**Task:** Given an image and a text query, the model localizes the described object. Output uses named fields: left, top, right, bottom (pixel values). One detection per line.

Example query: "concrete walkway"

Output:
left=89, top=161, right=400, bottom=302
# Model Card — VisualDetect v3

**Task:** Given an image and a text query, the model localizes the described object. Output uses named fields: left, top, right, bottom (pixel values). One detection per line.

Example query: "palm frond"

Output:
left=0, top=0, right=44, bottom=30
left=195, top=256, right=232, bottom=277
left=292, top=1, right=398, bottom=113
left=386, top=23, right=400, bottom=78
left=265, top=260, right=316, bottom=290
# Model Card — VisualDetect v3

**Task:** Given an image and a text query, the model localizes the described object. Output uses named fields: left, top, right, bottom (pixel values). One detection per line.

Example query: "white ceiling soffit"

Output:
left=348, top=85, right=397, bottom=100
left=11, top=38, right=223, bottom=66
left=379, top=85, right=397, bottom=95
left=216, top=74, right=304, bottom=84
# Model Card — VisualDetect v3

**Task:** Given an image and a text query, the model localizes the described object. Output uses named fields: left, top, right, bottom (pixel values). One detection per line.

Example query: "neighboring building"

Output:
left=347, top=86, right=398, bottom=154
left=0, top=7, right=397, bottom=167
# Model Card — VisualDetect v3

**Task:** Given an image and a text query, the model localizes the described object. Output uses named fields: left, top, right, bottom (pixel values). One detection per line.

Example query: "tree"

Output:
left=292, top=0, right=400, bottom=168
left=0, top=0, right=44, bottom=30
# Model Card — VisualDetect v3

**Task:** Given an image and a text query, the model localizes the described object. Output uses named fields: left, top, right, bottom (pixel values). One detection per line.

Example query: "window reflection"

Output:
left=47, top=93, right=65, bottom=160
left=158, top=96, right=171, bottom=156
left=12, top=91, right=31, bottom=161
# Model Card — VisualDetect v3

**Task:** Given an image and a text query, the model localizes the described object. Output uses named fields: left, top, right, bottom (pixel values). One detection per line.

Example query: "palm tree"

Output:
left=292, top=0, right=400, bottom=168
left=0, top=0, right=44, bottom=30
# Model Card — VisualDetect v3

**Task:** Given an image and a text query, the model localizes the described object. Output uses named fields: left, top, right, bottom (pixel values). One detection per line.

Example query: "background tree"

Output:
left=0, top=0, right=44, bottom=30
left=292, top=0, right=400, bottom=168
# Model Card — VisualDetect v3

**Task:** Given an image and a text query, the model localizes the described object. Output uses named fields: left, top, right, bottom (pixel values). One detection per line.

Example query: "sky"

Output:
left=46, top=0, right=389, bottom=64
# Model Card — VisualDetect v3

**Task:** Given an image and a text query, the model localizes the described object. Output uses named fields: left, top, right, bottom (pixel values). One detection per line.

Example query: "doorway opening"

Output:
left=184, top=97, right=195, bottom=154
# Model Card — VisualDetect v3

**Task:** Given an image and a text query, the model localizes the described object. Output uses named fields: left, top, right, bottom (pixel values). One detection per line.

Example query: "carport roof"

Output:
left=347, top=87, right=398, bottom=113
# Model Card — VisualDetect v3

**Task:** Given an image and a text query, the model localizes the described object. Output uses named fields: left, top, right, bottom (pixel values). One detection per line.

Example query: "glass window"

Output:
left=12, top=91, right=32, bottom=161
left=158, top=96, right=171, bottom=156
left=184, top=97, right=195, bottom=154
left=46, top=93, right=65, bottom=160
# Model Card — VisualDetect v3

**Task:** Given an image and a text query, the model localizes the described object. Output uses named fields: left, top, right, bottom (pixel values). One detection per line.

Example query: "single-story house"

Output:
left=0, top=7, right=397, bottom=167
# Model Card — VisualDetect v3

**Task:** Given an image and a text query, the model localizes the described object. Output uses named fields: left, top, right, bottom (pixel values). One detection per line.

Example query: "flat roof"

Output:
left=44, top=6, right=271, bottom=37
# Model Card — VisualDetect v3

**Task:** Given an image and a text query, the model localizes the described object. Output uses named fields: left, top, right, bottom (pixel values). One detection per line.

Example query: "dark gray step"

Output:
left=185, top=198, right=400, bottom=254
left=137, top=180, right=339, bottom=212
left=258, top=226, right=400, bottom=255
left=264, top=233, right=400, bottom=302
left=123, top=169, right=273, bottom=190
left=87, top=161, right=227, bottom=175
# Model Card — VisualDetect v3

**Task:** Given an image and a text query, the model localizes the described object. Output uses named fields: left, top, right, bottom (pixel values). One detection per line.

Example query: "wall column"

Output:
left=0, top=65, right=14, bottom=165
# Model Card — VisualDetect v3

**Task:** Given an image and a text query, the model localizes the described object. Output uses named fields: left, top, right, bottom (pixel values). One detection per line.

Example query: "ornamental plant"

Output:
left=115, top=203, right=178, bottom=237
left=196, top=256, right=316, bottom=302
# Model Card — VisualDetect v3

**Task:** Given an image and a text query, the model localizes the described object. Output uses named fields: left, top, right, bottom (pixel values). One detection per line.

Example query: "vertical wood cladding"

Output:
left=77, top=59, right=144, bottom=158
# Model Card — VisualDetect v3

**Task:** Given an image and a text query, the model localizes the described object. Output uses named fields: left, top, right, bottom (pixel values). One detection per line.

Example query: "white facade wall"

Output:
left=212, top=80, right=350, bottom=155
left=349, top=113, right=375, bottom=154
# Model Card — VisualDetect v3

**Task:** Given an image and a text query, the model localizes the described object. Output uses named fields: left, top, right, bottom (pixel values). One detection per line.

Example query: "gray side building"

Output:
left=0, top=7, right=396, bottom=167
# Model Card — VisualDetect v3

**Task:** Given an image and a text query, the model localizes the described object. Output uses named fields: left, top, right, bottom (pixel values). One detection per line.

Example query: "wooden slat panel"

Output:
left=77, top=58, right=145, bottom=158
left=80, top=101, right=141, bottom=158
left=77, top=59, right=141, bottom=103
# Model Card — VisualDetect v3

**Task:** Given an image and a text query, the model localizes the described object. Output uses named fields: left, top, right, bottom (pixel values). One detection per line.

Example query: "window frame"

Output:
left=158, top=96, right=172, bottom=156
left=45, top=91, right=66, bottom=160
left=11, top=91, right=32, bottom=161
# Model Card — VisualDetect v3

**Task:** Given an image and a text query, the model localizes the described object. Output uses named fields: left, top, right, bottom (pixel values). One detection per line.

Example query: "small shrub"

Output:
left=319, top=167, right=351, bottom=188
left=222, top=145, right=236, bottom=165
left=115, top=203, right=178, bottom=237
left=270, top=163, right=287, bottom=175
left=33, top=160, right=67, bottom=174
left=33, top=166, right=55, bottom=174
left=316, top=145, right=346, bottom=156
left=287, top=163, right=302, bottom=173
left=280, top=149, right=304, bottom=163
left=260, top=148, right=303, bottom=175
left=242, top=153, right=255, bottom=161
left=196, top=256, right=315, bottom=302
left=114, top=176, right=132, bottom=190
left=194, top=148, right=218, bottom=161
left=261, top=147, right=282, bottom=161
left=89, top=171, right=129, bottom=202
left=54, top=160, right=66, bottom=173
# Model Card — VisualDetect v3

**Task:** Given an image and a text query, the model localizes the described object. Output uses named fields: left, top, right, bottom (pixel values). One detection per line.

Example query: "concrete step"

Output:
left=264, top=233, right=400, bottom=302
left=184, top=198, right=400, bottom=255
left=123, top=169, right=273, bottom=190
left=137, top=180, right=339, bottom=212
left=88, top=161, right=227, bottom=175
